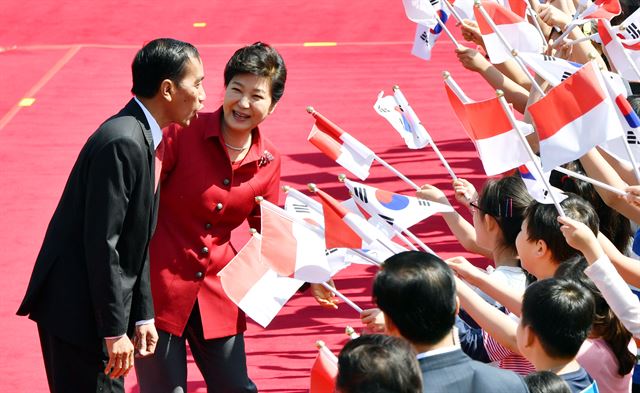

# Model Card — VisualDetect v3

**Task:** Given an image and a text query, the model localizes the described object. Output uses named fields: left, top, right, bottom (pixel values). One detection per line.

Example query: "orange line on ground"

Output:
left=0, top=45, right=82, bottom=131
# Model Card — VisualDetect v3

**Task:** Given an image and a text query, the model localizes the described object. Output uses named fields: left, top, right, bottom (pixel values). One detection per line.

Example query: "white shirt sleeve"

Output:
left=585, top=255, right=640, bottom=337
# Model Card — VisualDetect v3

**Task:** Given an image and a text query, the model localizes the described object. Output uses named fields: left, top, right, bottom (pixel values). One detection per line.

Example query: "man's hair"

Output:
left=524, top=193, right=599, bottom=263
left=521, top=278, right=595, bottom=359
left=524, top=371, right=571, bottom=393
left=223, top=42, right=287, bottom=104
left=373, top=251, right=456, bottom=345
left=337, top=334, right=422, bottom=393
left=131, top=38, right=200, bottom=98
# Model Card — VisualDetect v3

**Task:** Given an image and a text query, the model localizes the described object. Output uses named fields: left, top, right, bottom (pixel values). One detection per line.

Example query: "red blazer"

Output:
left=150, top=108, right=281, bottom=338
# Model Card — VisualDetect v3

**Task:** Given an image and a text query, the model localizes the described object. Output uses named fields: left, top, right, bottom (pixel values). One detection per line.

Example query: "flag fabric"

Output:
left=598, top=19, right=640, bottom=82
left=309, top=346, right=338, bottom=393
left=344, top=178, right=453, bottom=230
left=444, top=79, right=474, bottom=138
left=260, top=200, right=331, bottom=283
left=576, top=0, right=621, bottom=22
left=449, top=0, right=475, bottom=20
left=284, top=187, right=325, bottom=230
left=374, top=91, right=430, bottom=148
left=517, top=160, right=568, bottom=204
left=528, top=62, right=625, bottom=171
left=506, top=0, right=528, bottom=18
left=618, top=7, right=640, bottom=41
left=411, top=8, right=450, bottom=61
left=518, top=53, right=582, bottom=86
left=307, top=110, right=376, bottom=180
left=217, top=235, right=305, bottom=328
left=402, top=0, right=438, bottom=28
left=599, top=94, right=640, bottom=168
left=474, top=1, right=543, bottom=64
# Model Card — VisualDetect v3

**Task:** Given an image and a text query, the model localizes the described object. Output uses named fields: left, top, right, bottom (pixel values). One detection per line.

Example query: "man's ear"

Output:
left=160, top=79, right=174, bottom=101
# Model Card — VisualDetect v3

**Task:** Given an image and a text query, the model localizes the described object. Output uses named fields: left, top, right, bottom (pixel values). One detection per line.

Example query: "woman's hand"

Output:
left=452, top=178, right=477, bottom=208
left=455, top=46, right=491, bottom=73
left=446, top=256, right=485, bottom=286
left=623, top=186, right=640, bottom=208
left=460, top=19, right=485, bottom=49
left=309, top=280, right=339, bottom=309
left=417, top=184, right=451, bottom=205
left=536, top=3, right=572, bottom=31
left=360, top=308, right=386, bottom=333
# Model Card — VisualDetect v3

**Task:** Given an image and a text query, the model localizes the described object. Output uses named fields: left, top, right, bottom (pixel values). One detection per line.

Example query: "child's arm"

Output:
left=454, top=277, right=520, bottom=353
left=558, top=216, right=640, bottom=337
left=596, top=233, right=640, bottom=288
left=448, top=256, right=524, bottom=316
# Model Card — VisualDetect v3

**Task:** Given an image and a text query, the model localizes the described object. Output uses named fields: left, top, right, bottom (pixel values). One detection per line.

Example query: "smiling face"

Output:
left=169, top=56, right=206, bottom=127
left=222, top=73, right=275, bottom=136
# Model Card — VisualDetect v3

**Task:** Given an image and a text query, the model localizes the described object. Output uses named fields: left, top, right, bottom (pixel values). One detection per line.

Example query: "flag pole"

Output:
left=474, top=0, right=546, bottom=96
left=320, top=282, right=363, bottom=313
left=443, top=0, right=463, bottom=24
left=349, top=248, right=383, bottom=265
left=393, top=85, right=458, bottom=180
left=316, top=340, right=339, bottom=363
left=402, top=228, right=438, bottom=256
left=526, top=6, right=548, bottom=50
left=495, top=90, right=566, bottom=216
left=443, top=71, right=472, bottom=102
left=434, top=13, right=462, bottom=48
left=553, top=166, right=628, bottom=195
left=372, top=155, right=421, bottom=190
left=565, top=34, right=596, bottom=46
left=393, top=229, right=419, bottom=251
left=345, top=326, right=360, bottom=339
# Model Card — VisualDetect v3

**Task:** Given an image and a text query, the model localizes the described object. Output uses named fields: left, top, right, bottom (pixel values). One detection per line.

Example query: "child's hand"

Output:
left=557, top=216, right=603, bottom=262
left=536, top=3, right=572, bottom=30
left=460, top=19, right=485, bottom=49
left=452, top=178, right=477, bottom=208
left=360, top=308, right=386, bottom=333
left=455, top=46, right=490, bottom=73
left=417, top=184, right=451, bottom=206
left=309, top=280, right=339, bottom=309
left=446, top=256, right=484, bottom=286
left=623, top=186, right=640, bottom=208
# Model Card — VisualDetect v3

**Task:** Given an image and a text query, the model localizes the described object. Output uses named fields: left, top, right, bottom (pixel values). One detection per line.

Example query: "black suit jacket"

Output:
left=419, top=349, right=529, bottom=393
left=17, top=99, right=159, bottom=349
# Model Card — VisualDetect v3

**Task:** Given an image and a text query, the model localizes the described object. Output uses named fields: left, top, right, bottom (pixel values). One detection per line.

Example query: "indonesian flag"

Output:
left=517, top=160, right=567, bottom=204
left=443, top=78, right=473, bottom=140
left=374, top=91, right=431, bottom=148
left=259, top=200, right=331, bottom=283
left=309, top=345, right=338, bottom=393
left=474, top=1, right=543, bottom=64
left=576, top=0, right=621, bottom=22
left=528, top=62, right=625, bottom=171
left=506, top=0, right=528, bottom=18
left=344, top=178, right=453, bottom=230
left=411, top=9, right=450, bottom=62
left=402, top=0, right=438, bottom=28
left=217, top=235, right=305, bottom=328
left=598, top=19, right=640, bottom=82
left=307, top=109, right=375, bottom=180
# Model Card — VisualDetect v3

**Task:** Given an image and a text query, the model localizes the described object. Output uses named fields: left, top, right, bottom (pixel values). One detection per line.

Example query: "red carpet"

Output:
left=0, top=1, right=491, bottom=391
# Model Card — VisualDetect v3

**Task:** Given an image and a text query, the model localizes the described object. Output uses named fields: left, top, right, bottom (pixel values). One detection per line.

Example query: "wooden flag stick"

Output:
left=496, top=91, right=565, bottom=216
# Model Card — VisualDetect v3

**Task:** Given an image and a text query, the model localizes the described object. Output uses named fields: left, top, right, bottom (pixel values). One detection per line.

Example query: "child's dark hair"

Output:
left=521, top=278, right=595, bottom=359
left=555, top=256, right=636, bottom=376
left=524, top=371, right=571, bottom=393
left=523, top=194, right=599, bottom=264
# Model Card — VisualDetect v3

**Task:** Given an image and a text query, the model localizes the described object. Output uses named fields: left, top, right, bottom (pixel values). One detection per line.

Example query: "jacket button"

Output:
left=223, top=178, right=230, bottom=186
left=195, top=271, right=203, bottom=279
left=201, top=246, right=209, bottom=255
left=216, top=202, right=223, bottom=210
left=204, top=223, right=212, bottom=230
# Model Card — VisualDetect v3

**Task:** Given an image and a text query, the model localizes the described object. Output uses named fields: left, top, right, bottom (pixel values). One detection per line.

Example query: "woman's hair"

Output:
left=476, top=174, right=533, bottom=252
left=337, top=334, right=422, bottom=393
left=550, top=160, right=632, bottom=252
left=223, top=42, right=287, bottom=104
left=524, top=371, right=571, bottom=393
left=554, top=257, right=636, bottom=376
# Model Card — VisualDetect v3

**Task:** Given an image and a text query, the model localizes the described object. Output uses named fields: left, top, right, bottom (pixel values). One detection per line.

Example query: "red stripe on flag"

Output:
left=444, top=82, right=473, bottom=138
left=508, top=0, right=528, bottom=18
left=260, top=205, right=298, bottom=277
left=528, top=62, right=606, bottom=141
left=308, top=124, right=341, bottom=161
left=218, top=236, right=269, bottom=304
left=598, top=19, right=613, bottom=46
left=310, top=110, right=346, bottom=139
left=309, top=349, right=338, bottom=393
left=316, top=189, right=363, bottom=249
left=475, top=1, right=523, bottom=35
left=465, top=97, right=514, bottom=140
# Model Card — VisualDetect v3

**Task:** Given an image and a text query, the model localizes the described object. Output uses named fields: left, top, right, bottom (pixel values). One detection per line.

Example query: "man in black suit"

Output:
left=373, top=251, right=529, bottom=393
left=17, top=38, right=206, bottom=393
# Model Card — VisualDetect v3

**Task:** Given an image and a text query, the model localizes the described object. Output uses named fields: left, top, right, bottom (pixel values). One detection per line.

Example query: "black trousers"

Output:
left=135, top=303, right=257, bottom=393
left=38, top=324, right=124, bottom=393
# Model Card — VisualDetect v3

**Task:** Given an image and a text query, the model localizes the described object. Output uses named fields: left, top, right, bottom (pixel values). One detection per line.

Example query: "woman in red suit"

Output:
left=135, top=42, right=286, bottom=393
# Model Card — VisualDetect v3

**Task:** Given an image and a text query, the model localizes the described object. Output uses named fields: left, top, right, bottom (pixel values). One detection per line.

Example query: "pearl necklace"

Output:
left=225, top=142, right=249, bottom=151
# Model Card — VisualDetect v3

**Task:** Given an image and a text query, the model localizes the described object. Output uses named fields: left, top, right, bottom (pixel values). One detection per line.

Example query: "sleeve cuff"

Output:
left=135, top=318, right=155, bottom=326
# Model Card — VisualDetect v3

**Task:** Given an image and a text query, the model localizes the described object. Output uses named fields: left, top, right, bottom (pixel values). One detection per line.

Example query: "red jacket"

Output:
left=150, top=108, right=281, bottom=338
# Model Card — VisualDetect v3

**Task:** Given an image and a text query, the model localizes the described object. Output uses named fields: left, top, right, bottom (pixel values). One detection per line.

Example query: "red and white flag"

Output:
left=260, top=200, right=331, bottom=283
left=217, top=235, right=305, bottom=328
left=576, top=0, right=621, bottom=22
left=505, top=0, right=528, bottom=18
left=528, top=62, right=625, bottom=171
left=598, top=19, right=640, bottom=82
left=344, top=178, right=453, bottom=230
left=309, top=344, right=338, bottom=393
left=308, top=109, right=375, bottom=180
left=475, top=0, right=543, bottom=64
